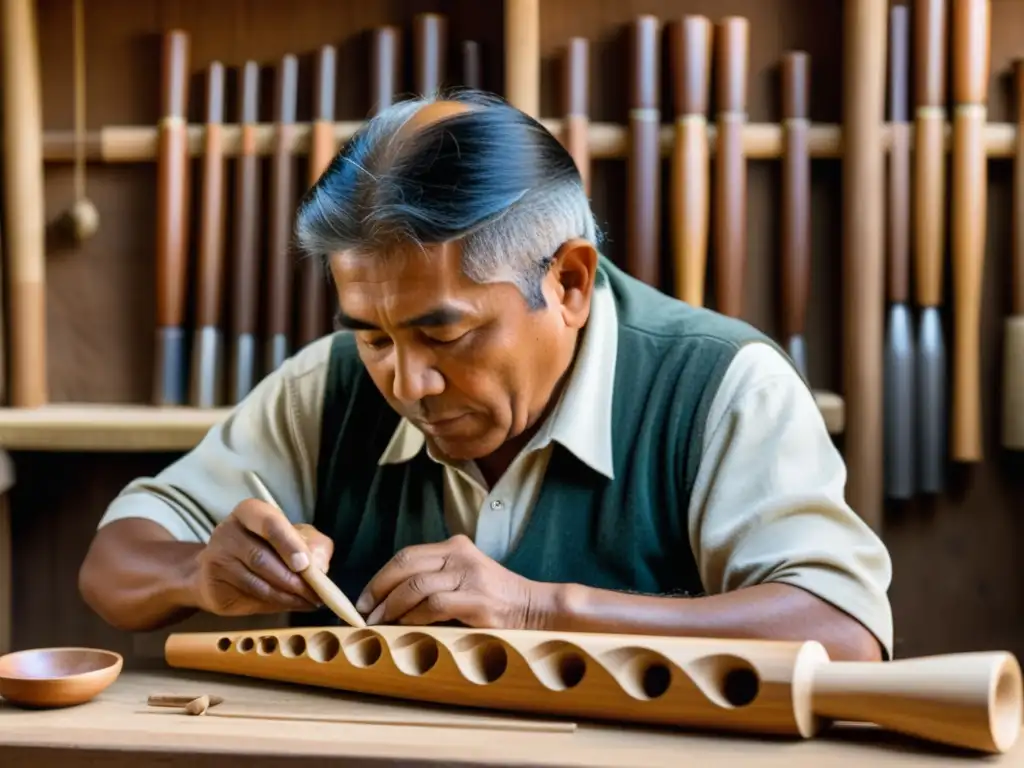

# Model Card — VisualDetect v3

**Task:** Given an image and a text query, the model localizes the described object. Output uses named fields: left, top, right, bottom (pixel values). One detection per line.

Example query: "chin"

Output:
left=429, top=431, right=505, bottom=462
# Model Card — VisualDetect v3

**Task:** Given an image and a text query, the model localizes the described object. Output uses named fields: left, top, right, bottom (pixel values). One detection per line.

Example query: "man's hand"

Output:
left=356, top=534, right=549, bottom=629
left=189, top=498, right=334, bottom=617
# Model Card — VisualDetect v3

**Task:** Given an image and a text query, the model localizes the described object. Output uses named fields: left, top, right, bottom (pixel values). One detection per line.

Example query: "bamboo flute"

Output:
left=626, top=15, right=661, bottom=288
left=229, top=61, right=262, bottom=404
left=189, top=63, right=227, bottom=409
left=265, top=55, right=298, bottom=373
left=714, top=17, right=749, bottom=318
left=668, top=16, right=712, bottom=307
left=561, top=38, right=590, bottom=195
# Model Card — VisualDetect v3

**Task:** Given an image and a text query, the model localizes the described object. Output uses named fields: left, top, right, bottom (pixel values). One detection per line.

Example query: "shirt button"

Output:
left=490, top=499, right=503, bottom=510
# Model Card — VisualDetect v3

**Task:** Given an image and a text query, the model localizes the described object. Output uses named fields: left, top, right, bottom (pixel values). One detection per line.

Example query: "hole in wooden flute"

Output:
left=257, top=636, right=279, bottom=655
left=453, top=634, right=508, bottom=685
left=280, top=635, right=306, bottom=658
left=686, top=654, right=762, bottom=709
left=342, top=629, right=383, bottom=668
left=237, top=636, right=255, bottom=653
left=529, top=641, right=588, bottom=691
left=722, top=667, right=760, bottom=707
left=391, top=633, right=440, bottom=676
left=216, top=637, right=231, bottom=652
left=307, top=631, right=341, bottom=663
left=604, top=648, right=673, bottom=700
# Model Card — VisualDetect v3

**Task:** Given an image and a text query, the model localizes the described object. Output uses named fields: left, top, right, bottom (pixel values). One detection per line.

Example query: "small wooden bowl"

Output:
left=0, top=647, right=123, bottom=708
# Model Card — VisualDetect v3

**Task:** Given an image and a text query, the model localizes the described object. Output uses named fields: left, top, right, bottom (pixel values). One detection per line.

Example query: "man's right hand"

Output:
left=189, top=498, right=334, bottom=616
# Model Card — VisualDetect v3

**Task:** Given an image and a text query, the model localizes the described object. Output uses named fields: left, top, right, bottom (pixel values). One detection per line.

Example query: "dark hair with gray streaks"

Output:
left=293, top=89, right=601, bottom=310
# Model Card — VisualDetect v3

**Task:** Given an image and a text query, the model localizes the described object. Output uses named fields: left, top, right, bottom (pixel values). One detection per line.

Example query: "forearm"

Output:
left=536, top=581, right=883, bottom=662
left=78, top=518, right=204, bottom=632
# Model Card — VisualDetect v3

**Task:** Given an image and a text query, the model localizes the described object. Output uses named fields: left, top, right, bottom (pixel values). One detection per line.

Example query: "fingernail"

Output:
left=367, top=603, right=385, bottom=625
left=356, top=592, right=373, bottom=613
left=290, top=552, right=310, bottom=572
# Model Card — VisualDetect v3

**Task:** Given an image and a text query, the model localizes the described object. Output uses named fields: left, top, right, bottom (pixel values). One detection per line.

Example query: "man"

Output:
left=79, top=92, right=892, bottom=663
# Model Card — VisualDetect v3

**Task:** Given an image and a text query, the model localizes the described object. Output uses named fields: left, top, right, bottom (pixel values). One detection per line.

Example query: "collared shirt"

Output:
left=98, top=279, right=894, bottom=658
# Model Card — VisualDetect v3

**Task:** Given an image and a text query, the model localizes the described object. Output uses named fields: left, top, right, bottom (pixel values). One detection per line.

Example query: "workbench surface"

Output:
left=0, top=669, right=1018, bottom=766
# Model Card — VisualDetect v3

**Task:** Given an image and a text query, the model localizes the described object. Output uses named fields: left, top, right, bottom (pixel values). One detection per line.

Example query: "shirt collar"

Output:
left=377, top=274, right=618, bottom=479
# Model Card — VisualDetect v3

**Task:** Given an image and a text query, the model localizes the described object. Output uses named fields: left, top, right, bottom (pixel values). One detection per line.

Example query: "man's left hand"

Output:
left=355, top=534, right=551, bottom=629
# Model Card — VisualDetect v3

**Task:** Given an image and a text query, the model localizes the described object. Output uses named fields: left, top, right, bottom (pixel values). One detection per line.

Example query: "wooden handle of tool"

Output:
left=1, top=0, right=47, bottom=406
left=913, top=0, right=948, bottom=307
left=371, top=27, right=401, bottom=114
left=155, top=30, right=190, bottom=330
left=195, top=63, right=226, bottom=329
left=267, top=55, right=297, bottom=342
left=714, top=17, right=749, bottom=318
left=887, top=7, right=911, bottom=304
left=232, top=61, right=261, bottom=337
left=1015, top=60, right=1024, bottom=316
left=781, top=51, right=810, bottom=336
left=668, top=16, right=711, bottom=306
left=626, top=16, right=660, bottom=288
left=950, top=0, right=990, bottom=462
left=462, top=41, right=482, bottom=89
left=505, top=0, right=539, bottom=116
left=563, top=37, right=589, bottom=194
left=414, top=13, right=446, bottom=95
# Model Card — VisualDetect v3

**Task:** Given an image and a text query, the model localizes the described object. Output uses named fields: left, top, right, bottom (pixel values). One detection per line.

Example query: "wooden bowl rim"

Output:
left=0, top=646, right=124, bottom=682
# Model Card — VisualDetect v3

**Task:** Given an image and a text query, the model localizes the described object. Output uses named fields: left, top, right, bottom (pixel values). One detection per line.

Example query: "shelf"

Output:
left=40, top=120, right=1019, bottom=164
left=0, top=392, right=845, bottom=452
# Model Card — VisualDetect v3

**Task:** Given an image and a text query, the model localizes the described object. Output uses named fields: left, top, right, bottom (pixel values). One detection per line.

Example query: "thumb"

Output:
left=297, top=526, right=333, bottom=573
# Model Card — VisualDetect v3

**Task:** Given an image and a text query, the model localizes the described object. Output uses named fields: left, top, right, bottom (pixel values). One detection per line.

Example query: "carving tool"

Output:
left=229, top=61, right=262, bottom=403
left=189, top=63, right=226, bottom=409
left=950, top=0, right=990, bottom=463
left=296, top=46, right=336, bottom=350
left=626, top=15, right=660, bottom=288
left=153, top=30, right=191, bottom=406
left=780, top=51, right=810, bottom=378
left=1005, top=60, right=1024, bottom=450
left=1, top=0, right=48, bottom=406
left=714, top=17, right=749, bottom=318
left=561, top=38, right=589, bottom=195
left=265, top=55, right=298, bottom=373
left=413, top=13, right=446, bottom=95
left=883, top=6, right=916, bottom=499
left=913, top=0, right=948, bottom=491
left=244, top=471, right=366, bottom=629
left=842, top=0, right=887, bottom=530
left=371, top=27, right=401, bottom=113
left=462, top=41, right=481, bottom=89
left=668, top=16, right=712, bottom=307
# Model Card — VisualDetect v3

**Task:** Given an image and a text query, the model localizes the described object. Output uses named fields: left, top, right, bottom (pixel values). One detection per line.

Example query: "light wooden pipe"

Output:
left=505, top=0, right=539, bottom=117
left=1005, top=59, right=1024, bottom=450
left=1, top=0, right=47, bottom=407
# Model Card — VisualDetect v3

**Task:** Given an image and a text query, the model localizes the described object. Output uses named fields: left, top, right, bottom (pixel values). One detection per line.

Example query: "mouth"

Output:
left=418, top=414, right=470, bottom=435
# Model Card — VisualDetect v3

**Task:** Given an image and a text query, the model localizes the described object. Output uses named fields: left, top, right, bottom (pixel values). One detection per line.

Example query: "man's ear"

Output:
left=549, top=238, right=598, bottom=329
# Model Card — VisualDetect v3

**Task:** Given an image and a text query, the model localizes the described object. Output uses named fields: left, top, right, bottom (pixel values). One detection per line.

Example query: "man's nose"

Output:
left=392, top=347, right=444, bottom=404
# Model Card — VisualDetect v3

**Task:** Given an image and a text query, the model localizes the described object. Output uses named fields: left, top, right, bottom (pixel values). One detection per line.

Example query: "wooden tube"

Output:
left=562, top=38, right=590, bottom=195
left=626, top=16, right=661, bottom=288
left=164, top=626, right=1024, bottom=755
left=296, top=46, right=335, bottom=350
left=189, top=63, right=227, bottom=409
left=913, top=0, right=949, bottom=493
left=1, top=0, right=47, bottom=406
left=668, top=16, right=712, bottom=307
left=780, top=51, right=811, bottom=379
left=265, top=55, right=298, bottom=374
left=842, top=0, right=887, bottom=531
left=1004, top=60, right=1024, bottom=450
left=504, top=0, right=539, bottom=117
left=229, top=61, right=262, bottom=404
left=371, top=27, right=401, bottom=113
left=714, top=17, right=749, bottom=318
left=950, top=0, right=990, bottom=463
left=413, top=14, right=446, bottom=95
left=462, top=41, right=482, bottom=89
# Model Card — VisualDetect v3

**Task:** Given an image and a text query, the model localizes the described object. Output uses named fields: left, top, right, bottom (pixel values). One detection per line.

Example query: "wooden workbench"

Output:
left=0, top=669, right=1018, bottom=766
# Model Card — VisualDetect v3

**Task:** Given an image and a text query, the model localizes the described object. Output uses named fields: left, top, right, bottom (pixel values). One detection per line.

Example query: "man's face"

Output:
left=329, top=240, right=595, bottom=462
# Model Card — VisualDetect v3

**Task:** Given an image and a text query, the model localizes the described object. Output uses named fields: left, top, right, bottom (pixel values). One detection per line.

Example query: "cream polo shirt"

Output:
left=98, top=282, right=894, bottom=657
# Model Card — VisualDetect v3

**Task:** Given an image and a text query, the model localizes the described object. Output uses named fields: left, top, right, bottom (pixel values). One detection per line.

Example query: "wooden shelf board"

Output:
left=0, top=393, right=845, bottom=452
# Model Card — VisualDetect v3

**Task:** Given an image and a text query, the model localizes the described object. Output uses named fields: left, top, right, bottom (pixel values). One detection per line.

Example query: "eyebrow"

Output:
left=334, top=306, right=467, bottom=332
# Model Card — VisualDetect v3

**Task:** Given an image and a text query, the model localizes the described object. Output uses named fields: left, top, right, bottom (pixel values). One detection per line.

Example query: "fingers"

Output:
left=396, top=590, right=492, bottom=627
left=365, top=570, right=464, bottom=625
left=357, top=552, right=449, bottom=615
left=211, top=552, right=319, bottom=612
left=233, top=498, right=313, bottom=572
left=217, top=519, right=322, bottom=606
left=296, top=524, right=334, bottom=573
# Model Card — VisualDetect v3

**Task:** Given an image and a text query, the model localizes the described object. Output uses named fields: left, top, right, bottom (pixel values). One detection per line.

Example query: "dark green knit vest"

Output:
left=300, top=257, right=783, bottom=627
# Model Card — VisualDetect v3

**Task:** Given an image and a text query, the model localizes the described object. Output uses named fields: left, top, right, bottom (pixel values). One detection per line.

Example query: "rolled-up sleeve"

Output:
left=96, top=336, right=334, bottom=542
left=688, top=342, right=894, bottom=659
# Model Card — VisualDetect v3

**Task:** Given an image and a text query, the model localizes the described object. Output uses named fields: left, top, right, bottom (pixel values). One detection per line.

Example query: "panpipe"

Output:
left=166, top=625, right=1022, bottom=755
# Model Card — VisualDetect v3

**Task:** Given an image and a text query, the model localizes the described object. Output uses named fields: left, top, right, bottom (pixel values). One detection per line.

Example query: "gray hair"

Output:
left=294, top=90, right=601, bottom=309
